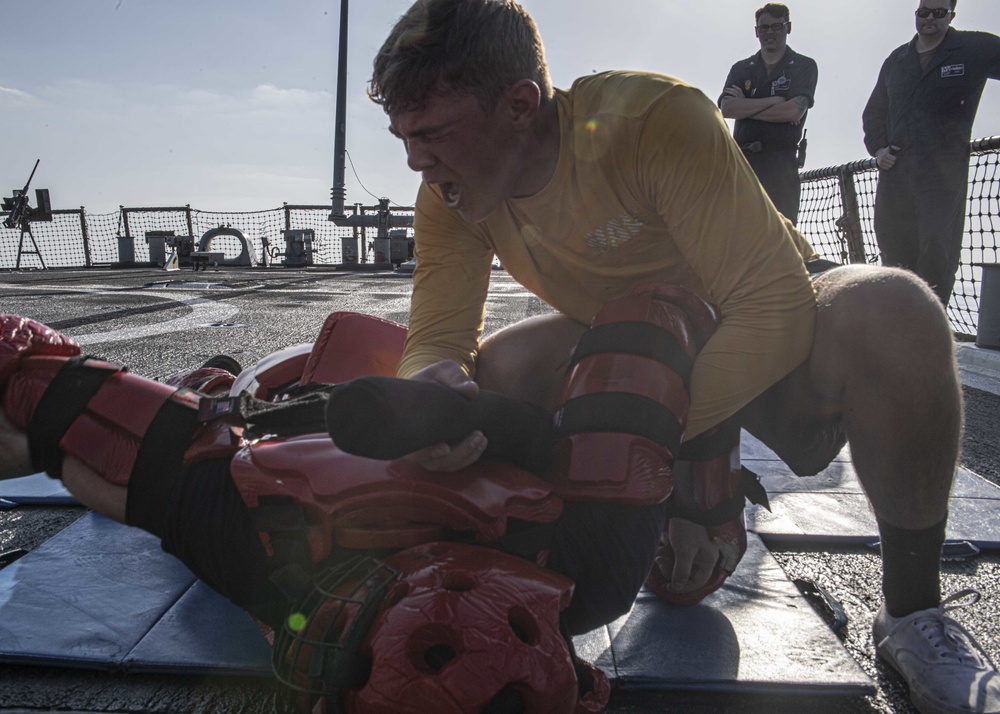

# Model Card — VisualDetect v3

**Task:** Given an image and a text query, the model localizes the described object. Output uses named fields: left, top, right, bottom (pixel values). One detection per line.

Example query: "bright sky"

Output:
left=2, top=0, right=998, bottom=215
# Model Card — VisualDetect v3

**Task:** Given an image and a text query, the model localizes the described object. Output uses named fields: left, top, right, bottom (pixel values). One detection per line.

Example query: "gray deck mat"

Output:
left=573, top=533, right=873, bottom=695
left=742, top=432, right=1000, bottom=549
left=0, top=513, right=873, bottom=696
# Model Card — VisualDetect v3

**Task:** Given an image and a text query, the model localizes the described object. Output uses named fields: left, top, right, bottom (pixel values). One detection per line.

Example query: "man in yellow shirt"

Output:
left=371, top=1, right=997, bottom=713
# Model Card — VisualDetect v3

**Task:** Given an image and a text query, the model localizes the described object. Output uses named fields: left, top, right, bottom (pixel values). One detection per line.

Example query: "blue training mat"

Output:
left=0, top=512, right=271, bottom=675
left=125, top=580, right=273, bottom=675
left=0, top=472, right=77, bottom=506
left=0, top=513, right=872, bottom=696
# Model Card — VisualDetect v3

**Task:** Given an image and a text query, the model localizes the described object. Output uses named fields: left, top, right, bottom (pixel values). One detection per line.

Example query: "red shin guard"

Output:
left=549, top=284, right=720, bottom=504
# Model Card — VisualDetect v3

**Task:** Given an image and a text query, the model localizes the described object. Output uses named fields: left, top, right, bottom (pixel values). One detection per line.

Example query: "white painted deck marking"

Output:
left=69, top=290, right=239, bottom=346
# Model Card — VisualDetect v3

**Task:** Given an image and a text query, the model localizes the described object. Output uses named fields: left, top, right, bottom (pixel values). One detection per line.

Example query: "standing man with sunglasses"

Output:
left=720, top=3, right=817, bottom=225
left=864, top=0, right=1000, bottom=306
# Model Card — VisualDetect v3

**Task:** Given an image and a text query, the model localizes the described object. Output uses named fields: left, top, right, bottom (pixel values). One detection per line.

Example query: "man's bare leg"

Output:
left=746, top=266, right=998, bottom=714
left=746, top=264, right=960, bottom=622
left=0, top=411, right=31, bottom=481
left=806, top=265, right=960, bottom=529
left=476, top=269, right=961, bottom=590
left=0, top=410, right=127, bottom=522
left=475, top=313, right=587, bottom=409
left=744, top=264, right=960, bottom=526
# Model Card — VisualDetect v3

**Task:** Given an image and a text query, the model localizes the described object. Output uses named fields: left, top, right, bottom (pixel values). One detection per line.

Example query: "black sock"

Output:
left=877, top=515, right=946, bottom=618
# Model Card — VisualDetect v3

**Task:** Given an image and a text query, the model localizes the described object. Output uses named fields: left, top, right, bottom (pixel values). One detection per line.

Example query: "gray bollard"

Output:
left=976, top=263, right=1000, bottom=349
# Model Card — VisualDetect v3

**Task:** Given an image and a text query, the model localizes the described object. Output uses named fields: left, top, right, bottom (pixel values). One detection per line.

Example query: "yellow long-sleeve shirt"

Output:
left=398, top=71, right=817, bottom=439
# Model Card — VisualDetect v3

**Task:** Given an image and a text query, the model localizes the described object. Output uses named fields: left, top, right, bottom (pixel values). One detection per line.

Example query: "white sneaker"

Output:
left=874, top=590, right=1000, bottom=714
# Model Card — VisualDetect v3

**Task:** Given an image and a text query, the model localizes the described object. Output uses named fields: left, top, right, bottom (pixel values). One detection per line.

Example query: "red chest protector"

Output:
left=231, top=434, right=563, bottom=564
left=225, top=311, right=562, bottom=565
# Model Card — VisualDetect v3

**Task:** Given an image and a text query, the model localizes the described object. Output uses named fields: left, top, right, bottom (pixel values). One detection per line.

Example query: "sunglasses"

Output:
left=915, top=7, right=952, bottom=19
left=755, top=21, right=789, bottom=35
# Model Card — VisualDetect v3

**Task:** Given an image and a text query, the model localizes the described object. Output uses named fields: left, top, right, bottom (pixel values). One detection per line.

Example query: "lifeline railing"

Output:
left=2, top=137, right=999, bottom=339
left=798, top=135, right=999, bottom=339
left=0, top=202, right=416, bottom=272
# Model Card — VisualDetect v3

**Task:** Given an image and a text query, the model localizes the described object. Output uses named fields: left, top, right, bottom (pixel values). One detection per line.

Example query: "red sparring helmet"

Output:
left=273, top=542, right=608, bottom=713
left=271, top=555, right=396, bottom=709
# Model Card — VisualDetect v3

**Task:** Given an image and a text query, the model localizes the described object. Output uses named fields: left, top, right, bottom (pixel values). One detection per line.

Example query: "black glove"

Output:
left=325, top=375, right=555, bottom=474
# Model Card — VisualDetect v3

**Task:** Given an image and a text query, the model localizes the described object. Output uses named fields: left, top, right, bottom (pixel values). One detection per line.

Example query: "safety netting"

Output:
left=3, top=138, right=999, bottom=339
left=798, top=136, right=1000, bottom=339
left=1, top=203, right=415, bottom=272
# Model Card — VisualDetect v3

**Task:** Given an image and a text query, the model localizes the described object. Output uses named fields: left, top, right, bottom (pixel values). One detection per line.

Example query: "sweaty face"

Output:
left=914, top=0, right=953, bottom=38
left=389, top=89, right=520, bottom=224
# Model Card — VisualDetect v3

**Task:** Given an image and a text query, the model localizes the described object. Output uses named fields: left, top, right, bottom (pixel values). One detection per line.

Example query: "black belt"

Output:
left=741, top=141, right=796, bottom=155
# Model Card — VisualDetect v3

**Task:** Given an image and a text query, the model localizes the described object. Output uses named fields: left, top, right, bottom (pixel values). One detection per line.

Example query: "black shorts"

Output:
left=546, top=500, right=668, bottom=635
left=738, top=266, right=848, bottom=477
left=125, top=457, right=283, bottom=627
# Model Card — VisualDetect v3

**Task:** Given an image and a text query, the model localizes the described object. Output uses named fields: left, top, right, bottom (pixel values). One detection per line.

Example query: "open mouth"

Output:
left=441, top=182, right=461, bottom=209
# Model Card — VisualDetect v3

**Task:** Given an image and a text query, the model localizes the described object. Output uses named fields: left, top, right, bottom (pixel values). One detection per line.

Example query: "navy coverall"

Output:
left=720, top=46, right=818, bottom=224
left=863, top=27, right=1000, bottom=304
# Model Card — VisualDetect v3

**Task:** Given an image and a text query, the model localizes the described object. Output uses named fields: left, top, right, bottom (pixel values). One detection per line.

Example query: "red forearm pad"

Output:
left=299, top=312, right=407, bottom=386
left=549, top=284, right=720, bottom=504
left=228, top=313, right=407, bottom=401
left=4, top=355, right=238, bottom=485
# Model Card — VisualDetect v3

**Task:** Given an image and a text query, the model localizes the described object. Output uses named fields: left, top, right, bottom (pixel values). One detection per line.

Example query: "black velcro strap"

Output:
left=569, top=321, right=694, bottom=389
left=677, top=420, right=742, bottom=462
left=667, top=467, right=771, bottom=526
left=130, top=390, right=202, bottom=483
left=118, top=388, right=200, bottom=537
left=555, top=392, right=684, bottom=457
left=26, top=356, right=123, bottom=480
left=199, top=389, right=333, bottom=440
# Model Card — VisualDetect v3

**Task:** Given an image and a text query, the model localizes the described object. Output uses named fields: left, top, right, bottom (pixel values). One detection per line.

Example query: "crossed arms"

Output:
left=720, top=89, right=809, bottom=124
